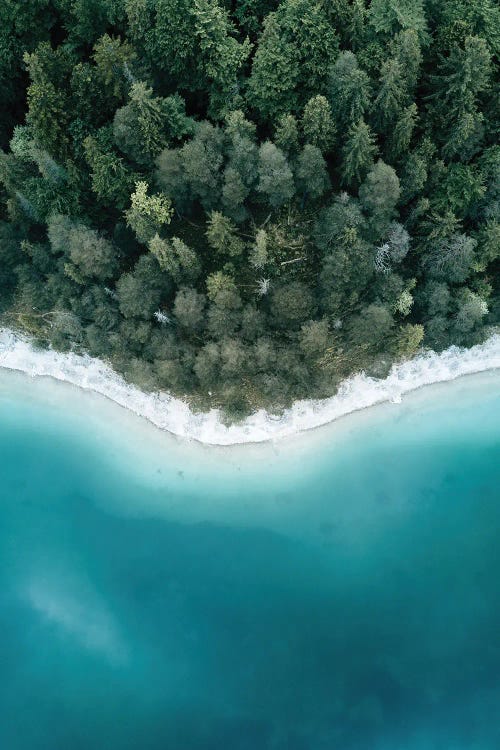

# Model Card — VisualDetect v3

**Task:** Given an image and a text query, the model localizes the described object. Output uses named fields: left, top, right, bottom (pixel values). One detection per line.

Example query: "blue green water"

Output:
left=1, top=370, right=499, bottom=749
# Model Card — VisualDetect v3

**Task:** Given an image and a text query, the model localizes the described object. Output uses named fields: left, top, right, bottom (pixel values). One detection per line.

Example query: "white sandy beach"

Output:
left=0, top=326, right=499, bottom=446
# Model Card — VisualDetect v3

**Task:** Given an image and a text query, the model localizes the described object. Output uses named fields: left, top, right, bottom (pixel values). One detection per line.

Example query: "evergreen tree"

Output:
left=248, top=0, right=339, bottom=120
left=145, top=0, right=201, bottom=88
left=92, top=34, right=136, bottom=102
left=295, top=145, right=330, bottom=202
left=113, top=82, right=193, bottom=165
left=125, top=181, right=173, bottom=243
left=369, top=0, right=428, bottom=41
left=359, top=160, right=401, bottom=236
left=373, top=58, right=405, bottom=128
left=206, top=211, right=245, bottom=257
left=386, top=104, right=418, bottom=162
left=302, top=96, right=335, bottom=154
left=274, top=114, right=299, bottom=155
left=257, top=141, right=295, bottom=207
left=24, top=49, right=70, bottom=159
left=193, top=0, right=251, bottom=117
left=84, top=134, right=137, bottom=209
left=328, top=52, right=371, bottom=133
left=179, top=122, right=225, bottom=211
left=429, top=36, right=492, bottom=160
left=341, top=119, right=377, bottom=186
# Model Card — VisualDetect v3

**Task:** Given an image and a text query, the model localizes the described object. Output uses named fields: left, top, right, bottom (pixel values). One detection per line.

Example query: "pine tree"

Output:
left=125, top=181, right=173, bottom=243
left=302, top=96, right=335, bottom=154
left=249, top=0, right=339, bottom=121
left=328, top=52, right=371, bottom=132
left=274, top=114, right=299, bottom=155
left=341, top=119, right=377, bottom=186
left=257, top=141, right=295, bottom=207
left=193, top=0, right=251, bottom=117
left=369, top=0, right=428, bottom=41
left=429, top=36, right=492, bottom=160
left=295, top=145, right=330, bottom=202
left=373, top=58, right=405, bottom=128
left=92, top=34, right=137, bottom=102
left=385, top=103, right=418, bottom=161
left=206, top=211, right=245, bottom=257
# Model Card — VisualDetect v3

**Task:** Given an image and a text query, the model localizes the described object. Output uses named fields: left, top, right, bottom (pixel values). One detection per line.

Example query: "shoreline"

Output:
left=1, top=327, right=499, bottom=446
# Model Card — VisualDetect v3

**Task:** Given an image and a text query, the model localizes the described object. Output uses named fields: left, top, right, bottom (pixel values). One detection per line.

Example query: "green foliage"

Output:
left=145, top=0, right=200, bottom=86
left=93, top=34, right=137, bottom=102
left=149, top=235, right=200, bottom=282
left=271, top=281, right=315, bottom=330
left=206, top=211, right=245, bottom=257
left=299, top=319, right=330, bottom=358
left=341, top=119, right=377, bottom=187
left=257, top=141, right=295, bottom=207
left=193, top=0, right=251, bottom=117
left=348, top=303, right=394, bottom=348
left=178, top=122, right=225, bottom=211
left=295, top=146, right=330, bottom=202
left=248, top=0, right=339, bottom=120
left=24, top=68, right=69, bottom=159
left=147, top=0, right=251, bottom=116
left=302, top=96, right=335, bottom=154
left=386, top=103, right=418, bottom=162
left=433, top=164, right=486, bottom=219
left=359, top=161, right=400, bottom=236
left=0, top=0, right=496, bottom=417
left=274, top=114, right=299, bottom=155
left=173, top=287, right=206, bottom=332
left=125, top=181, right=173, bottom=243
left=116, top=255, right=170, bottom=319
left=373, top=58, right=406, bottom=128
left=429, top=36, right=492, bottom=160
left=113, top=82, right=194, bottom=165
left=328, top=52, right=371, bottom=133
left=84, top=134, right=137, bottom=209
left=369, top=0, right=428, bottom=41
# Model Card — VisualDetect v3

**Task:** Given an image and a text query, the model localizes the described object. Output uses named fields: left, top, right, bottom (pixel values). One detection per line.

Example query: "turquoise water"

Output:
left=0, top=370, right=499, bottom=749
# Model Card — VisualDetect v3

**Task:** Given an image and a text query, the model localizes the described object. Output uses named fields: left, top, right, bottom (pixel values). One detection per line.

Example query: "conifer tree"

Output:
left=373, top=58, right=405, bottom=128
left=341, top=119, right=377, bottom=186
left=328, top=52, right=371, bottom=133
left=369, top=0, right=428, bottom=41
left=249, top=0, right=339, bottom=120
left=206, top=212, right=245, bottom=257
left=274, top=114, right=299, bottom=155
left=302, top=96, right=335, bottom=154
left=125, top=181, right=173, bottom=243
left=257, top=141, right=295, bottom=207
left=429, top=36, right=492, bottom=160
left=295, top=145, right=330, bottom=202
left=386, top=104, right=418, bottom=162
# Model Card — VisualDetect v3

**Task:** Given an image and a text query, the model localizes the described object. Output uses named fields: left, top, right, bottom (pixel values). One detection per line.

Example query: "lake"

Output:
left=0, top=368, right=499, bottom=749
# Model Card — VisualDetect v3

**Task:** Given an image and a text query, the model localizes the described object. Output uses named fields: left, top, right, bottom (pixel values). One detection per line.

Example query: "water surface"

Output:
left=1, top=370, right=499, bottom=749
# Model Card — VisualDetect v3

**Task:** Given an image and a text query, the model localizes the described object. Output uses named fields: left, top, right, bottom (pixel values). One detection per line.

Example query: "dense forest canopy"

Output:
left=0, top=0, right=498, bottom=416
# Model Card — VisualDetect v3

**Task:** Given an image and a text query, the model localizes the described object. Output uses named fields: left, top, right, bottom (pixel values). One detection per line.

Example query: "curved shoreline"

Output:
left=1, top=327, right=499, bottom=446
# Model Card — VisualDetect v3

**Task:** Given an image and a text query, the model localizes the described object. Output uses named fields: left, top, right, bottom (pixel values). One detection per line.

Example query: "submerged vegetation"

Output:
left=0, top=0, right=498, bottom=416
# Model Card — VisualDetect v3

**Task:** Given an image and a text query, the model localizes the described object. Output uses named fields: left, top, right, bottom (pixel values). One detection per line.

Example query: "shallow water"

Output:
left=0, top=370, right=499, bottom=749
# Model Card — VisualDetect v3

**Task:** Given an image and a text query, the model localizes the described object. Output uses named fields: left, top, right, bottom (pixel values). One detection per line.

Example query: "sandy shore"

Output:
left=1, top=327, right=499, bottom=445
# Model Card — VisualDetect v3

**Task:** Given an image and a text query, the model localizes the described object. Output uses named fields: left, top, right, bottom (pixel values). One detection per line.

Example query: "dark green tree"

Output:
left=257, top=141, right=295, bottom=207
left=341, top=119, right=377, bottom=187
left=328, top=52, right=371, bottom=133
left=248, top=0, right=339, bottom=120
left=295, top=145, right=330, bottom=202
left=359, top=160, right=401, bottom=236
left=302, top=96, right=335, bottom=154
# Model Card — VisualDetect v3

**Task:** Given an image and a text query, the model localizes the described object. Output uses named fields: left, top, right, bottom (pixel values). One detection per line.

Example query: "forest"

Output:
left=0, top=0, right=498, bottom=416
